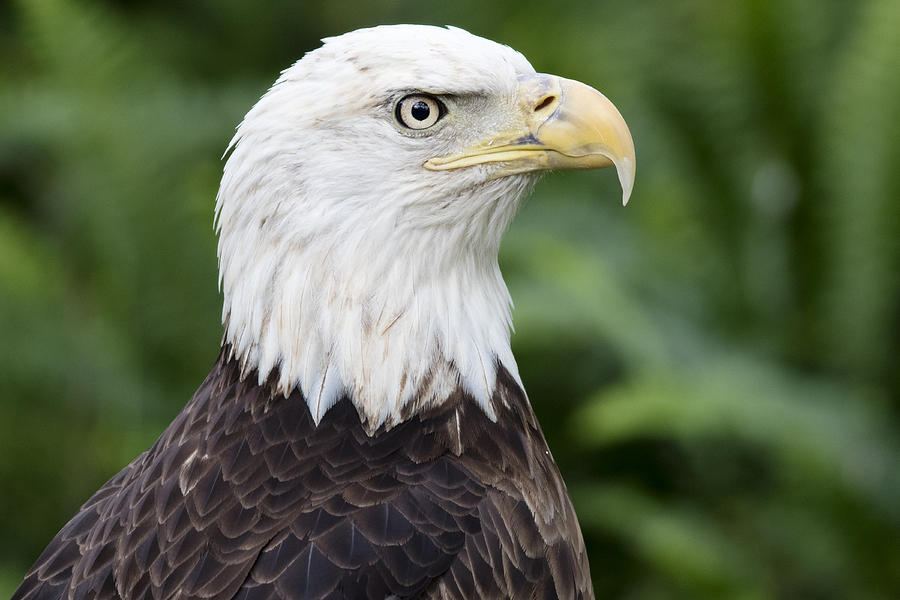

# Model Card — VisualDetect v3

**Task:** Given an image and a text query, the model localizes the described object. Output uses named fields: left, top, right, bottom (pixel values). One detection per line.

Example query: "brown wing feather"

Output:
left=13, top=350, right=592, bottom=600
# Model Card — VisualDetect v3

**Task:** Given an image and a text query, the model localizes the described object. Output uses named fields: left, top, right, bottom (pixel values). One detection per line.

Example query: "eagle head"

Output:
left=214, top=25, right=635, bottom=430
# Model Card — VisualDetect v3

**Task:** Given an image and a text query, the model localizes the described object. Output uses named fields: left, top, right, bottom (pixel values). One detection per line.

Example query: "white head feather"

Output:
left=216, top=25, right=542, bottom=430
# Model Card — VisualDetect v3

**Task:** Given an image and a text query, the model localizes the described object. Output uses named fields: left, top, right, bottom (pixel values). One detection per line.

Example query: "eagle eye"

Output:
left=395, top=94, right=445, bottom=130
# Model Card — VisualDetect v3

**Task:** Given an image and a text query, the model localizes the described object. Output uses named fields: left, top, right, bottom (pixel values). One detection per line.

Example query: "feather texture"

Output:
left=13, top=350, right=592, bottom=600
left=214, top=25, right=536, bottom=430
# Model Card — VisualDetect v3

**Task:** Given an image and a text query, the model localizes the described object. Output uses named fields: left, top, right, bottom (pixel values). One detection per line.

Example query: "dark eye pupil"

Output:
left=411, top=101, right=430, bottom=121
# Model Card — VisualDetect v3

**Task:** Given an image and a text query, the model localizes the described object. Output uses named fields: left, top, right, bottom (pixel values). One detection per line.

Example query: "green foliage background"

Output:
left=1, top=0, right=898, bottom=597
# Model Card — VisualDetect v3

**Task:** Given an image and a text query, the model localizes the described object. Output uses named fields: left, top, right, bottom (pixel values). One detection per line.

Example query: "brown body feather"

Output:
left=14, top=349, right=591, bottom=599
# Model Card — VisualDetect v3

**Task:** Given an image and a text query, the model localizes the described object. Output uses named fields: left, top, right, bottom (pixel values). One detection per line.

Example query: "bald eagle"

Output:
left=14, top=25, right=634, bottom=600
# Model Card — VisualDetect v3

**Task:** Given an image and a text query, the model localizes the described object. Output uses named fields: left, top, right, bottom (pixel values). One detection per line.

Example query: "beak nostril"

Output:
left=534, top=95, right=556, bottom=112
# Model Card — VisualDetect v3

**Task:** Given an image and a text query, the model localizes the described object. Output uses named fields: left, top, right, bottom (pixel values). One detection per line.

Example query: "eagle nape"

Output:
left=14, top=24, right=634, bottom=600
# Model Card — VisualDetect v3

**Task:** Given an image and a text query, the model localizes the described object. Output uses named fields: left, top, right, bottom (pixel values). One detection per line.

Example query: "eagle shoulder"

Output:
left=14, top=352, right=591, bottom=600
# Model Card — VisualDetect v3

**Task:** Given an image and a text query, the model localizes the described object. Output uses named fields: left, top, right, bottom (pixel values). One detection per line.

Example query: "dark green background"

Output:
left=1, top=0, right=898, bottom=597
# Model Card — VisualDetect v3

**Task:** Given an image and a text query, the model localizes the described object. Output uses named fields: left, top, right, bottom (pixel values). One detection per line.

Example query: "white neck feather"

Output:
left=214, top=26, right=539, bottom=430
left=217, top=184, right=528, bottom=429
left=216, top=137, right=535, bottom=431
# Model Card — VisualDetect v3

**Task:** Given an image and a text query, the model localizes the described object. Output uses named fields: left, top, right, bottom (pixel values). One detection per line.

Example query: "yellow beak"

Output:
left=424, top=74, right=636, bottom=205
